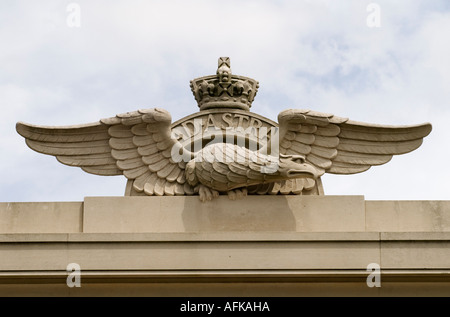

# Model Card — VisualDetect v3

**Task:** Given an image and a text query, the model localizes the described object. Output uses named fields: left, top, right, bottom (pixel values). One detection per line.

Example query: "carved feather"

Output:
left=212, top=161, right=231, bottom=175
left=148, top=158, right=170, bottom=173
left=133, top=135, right=154, bottom=147
left=337, top=138, right=423, bottom=155
left=57, top=153, right=116, bottom=166
left=138, top=143, right=159, bottom=156
left=334, top=150, right=392, bottom=166
left=130, top=123, right=149, bottom=136
left=133, top=173, right=153, bottom=192
left=16, top=122, right=109, bottom=142
left=288, top=142, right=311, bottom=155
left=174, top=182, right=185, bottom=195
left=328, top=162, right=371, bottom=174
left=82, top=165, right=122, bottom=176
left=246, top=168, right=263, bottom=180
left=280, top=139, right=292, bottom=149
left=142, top=152, right=165, bottom=165
left=270, top=181, right=282, bottom=194
left=164, top=181, right=176, bottom=196
left=304, top=178, right=316, bottom=190
left=120, top=117, right=142, bottom=126
left=109, top=137, right=135, bottom=150
left=248, top=161, right=263, bottom=173
left=161, top=147, right=173, bottom=158
left=26, top=139, right=111, bottom=155
left=257, top=183, right=275, bottom=195
left=316, top=125, right=340, bottom=136
left=292, top=179, right=304, bottom=194
left=279, top=179, right=294, bottom=195
left=111, top=148, right=140, bottom=160
left=284, top=131, right=296, bottom=141
left=117, top=110, right=141, bottom=119
left=156, top=138, right=174, bottom=151
left=226, top=171, right=248, bottom=184
left=340, top=121, right=432, bottom=141
left=116, top=157, right=145, bottom=170
left=228, top=161, right=249, bottom=175
left=166, top=166, right=182, bottom=182
left=294, top=133, right=315, bottom=144
left=306, top=153, right=332, bottom=169
left=183, top=182, right=194, bottom=195
left=153, top=178, right=166, bottom=196
left=211, top=171, right=229, bottom=184
left=123, top=166, right=148, bottom=179
left=313, top=135, right=339, bottom=148
left=108, top=125, right=134, bottom=138
left=177, top=172, right=186, bottom=184
left=310, top=146, right=338, bottom=160
left=142, top=173, right=159, bottom=194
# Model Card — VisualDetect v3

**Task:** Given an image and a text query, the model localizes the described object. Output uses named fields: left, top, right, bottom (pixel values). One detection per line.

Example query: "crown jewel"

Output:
left=190, top=57, right=259, bottom=111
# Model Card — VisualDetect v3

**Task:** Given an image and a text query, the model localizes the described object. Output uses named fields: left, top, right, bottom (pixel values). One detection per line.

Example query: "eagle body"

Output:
left=185, top=143, right=317, bottom=192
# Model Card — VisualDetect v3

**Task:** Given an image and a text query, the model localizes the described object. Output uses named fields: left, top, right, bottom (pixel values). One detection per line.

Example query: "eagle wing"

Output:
left=278, top=109, right=432, bottom=178
left=16, top=108, right=194, bottom=196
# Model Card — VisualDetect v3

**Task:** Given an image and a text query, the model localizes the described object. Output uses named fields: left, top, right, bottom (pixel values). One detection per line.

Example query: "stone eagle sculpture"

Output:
left=16, top=57, right=432, bottom=202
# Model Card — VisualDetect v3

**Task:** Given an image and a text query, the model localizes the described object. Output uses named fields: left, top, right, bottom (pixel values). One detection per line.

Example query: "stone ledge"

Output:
left=1, top=269, right=450, bottom=283
left=0, top=269, right=449, bottom=297
left=0, top=232, right=450, bottom=243
left=83, top=195, right=366, bottom=233
left=366, top=200, right=450, bottom=232
left=0, top=232, right=380, bottom=242
left=2, top=196, right=449, bottom=234
left=1, top=232, right=449, bottom=271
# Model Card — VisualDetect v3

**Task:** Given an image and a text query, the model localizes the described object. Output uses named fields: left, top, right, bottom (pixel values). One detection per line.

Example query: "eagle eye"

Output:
left=293, top=156, right=305, bottom=164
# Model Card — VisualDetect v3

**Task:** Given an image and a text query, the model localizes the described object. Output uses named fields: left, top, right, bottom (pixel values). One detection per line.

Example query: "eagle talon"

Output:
left=197, top=185, right=219, bottom=202
left=227, top=188, right=247, bottom=201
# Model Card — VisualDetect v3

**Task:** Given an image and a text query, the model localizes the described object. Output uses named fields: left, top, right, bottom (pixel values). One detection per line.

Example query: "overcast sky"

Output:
left=1, top=0, right=449, bottom=202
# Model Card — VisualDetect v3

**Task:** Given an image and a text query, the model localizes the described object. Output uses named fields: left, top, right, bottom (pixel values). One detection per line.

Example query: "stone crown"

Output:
left=190, top=57, right=259, bottom=111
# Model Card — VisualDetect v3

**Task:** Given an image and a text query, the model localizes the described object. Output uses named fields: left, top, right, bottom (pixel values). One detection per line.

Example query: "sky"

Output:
left=1, top=0, right=449, bottom=202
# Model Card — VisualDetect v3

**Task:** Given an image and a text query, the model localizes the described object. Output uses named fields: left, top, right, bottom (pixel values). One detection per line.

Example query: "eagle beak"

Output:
left=287, top=163, right=319, bottom=179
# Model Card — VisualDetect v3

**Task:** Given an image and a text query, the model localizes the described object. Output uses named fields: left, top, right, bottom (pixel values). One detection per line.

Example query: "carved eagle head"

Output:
left=277, top=154, right=319, bottom=179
